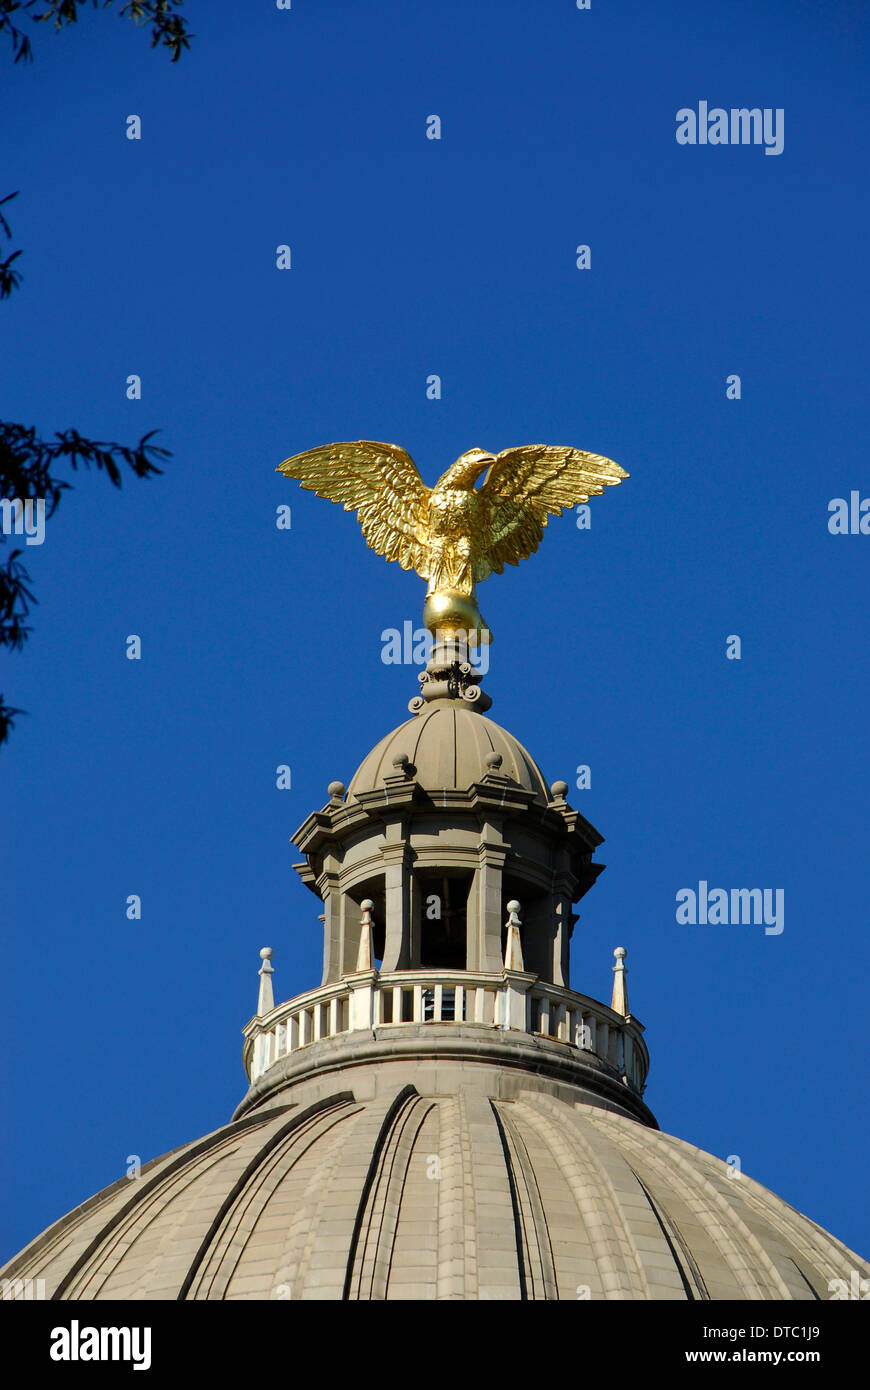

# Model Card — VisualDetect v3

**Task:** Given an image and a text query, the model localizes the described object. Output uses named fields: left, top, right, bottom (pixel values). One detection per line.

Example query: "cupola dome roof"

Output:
left=346, top=699, right=551, bottom=806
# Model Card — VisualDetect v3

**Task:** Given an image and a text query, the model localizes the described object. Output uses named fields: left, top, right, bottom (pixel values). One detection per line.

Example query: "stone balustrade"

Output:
left=243, top=967, right=648, bottom=1095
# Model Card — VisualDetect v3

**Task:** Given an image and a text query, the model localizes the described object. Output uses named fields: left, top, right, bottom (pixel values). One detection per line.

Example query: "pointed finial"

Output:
left=611, top=946, right=629, bottom=1017
left=257, top=946, right=275, bottom=1017
left=356, top=899, right=375, bottom=972
left=504, top=900, right=525, bottom=971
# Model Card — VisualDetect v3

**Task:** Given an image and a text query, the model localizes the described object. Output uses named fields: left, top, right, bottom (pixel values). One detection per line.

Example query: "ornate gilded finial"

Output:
left=504, top=900, right=525, bottom=972
left=257, top=947, right=275, bottom=1017
left=611, top=946, right=629, bottom=1017
left=356, top=900, right=375, bottom=972
left=277, top=439, right=627, bottom=710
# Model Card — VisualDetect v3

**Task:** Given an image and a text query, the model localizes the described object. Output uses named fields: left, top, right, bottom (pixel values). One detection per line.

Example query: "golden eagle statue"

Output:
left=277, top=441, right=627, bottom=641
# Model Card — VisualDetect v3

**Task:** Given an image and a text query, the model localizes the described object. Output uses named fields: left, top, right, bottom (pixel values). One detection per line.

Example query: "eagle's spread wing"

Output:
left=277, top=440, right=432, bottom=576
left=476, top=445, right=628, bottom=581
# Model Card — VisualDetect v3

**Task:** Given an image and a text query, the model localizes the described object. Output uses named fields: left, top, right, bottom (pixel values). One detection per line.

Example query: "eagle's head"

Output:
left=443, top=447, right=496, bottom=490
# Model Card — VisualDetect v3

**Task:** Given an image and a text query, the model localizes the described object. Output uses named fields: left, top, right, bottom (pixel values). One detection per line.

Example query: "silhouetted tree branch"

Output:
left=0, top=191, right=23, bottom=298
left=0, top=0, right=192, bottom=65
left=0, top=0, right=191, bottom=745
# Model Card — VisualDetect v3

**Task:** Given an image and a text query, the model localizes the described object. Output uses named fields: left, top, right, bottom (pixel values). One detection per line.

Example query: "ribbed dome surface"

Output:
left=346, top=700, right=551, bottom=805
left=4, top=1068, right=861, bottom=1301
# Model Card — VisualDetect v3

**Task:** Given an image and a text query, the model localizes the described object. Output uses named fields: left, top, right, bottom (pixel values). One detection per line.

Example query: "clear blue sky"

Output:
left=2, top=0, right=868, bottom=1264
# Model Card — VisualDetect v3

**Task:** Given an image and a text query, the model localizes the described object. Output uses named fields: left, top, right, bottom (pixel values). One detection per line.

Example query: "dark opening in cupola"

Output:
left=417, top=872, right=472, bottom=969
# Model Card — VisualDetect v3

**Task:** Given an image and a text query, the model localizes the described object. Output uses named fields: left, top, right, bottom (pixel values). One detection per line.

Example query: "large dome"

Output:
left=4, top=686, right=866, bottom=1303
left=2, top=1036, right=861, bottom=1301
left=346, top=699, right=551, bottom=806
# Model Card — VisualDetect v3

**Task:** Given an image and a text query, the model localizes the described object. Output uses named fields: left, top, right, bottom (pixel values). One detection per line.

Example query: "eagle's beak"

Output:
left=475, top=453, right=495, bottom=485
left=452, top=448, right=496, bottom=487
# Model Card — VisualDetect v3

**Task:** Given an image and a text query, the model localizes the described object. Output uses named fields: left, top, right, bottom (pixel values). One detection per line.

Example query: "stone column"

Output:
left=408, top=869, right=422, bottom=968
left=552, top=867, right=577, bottom=987
left=464, top=874, right=480, bottom=969
left=336, top=890, right=357, bottom=979
left=317, top=867, right=342, bottom=984
left=475, top=823, right=507, bottom=972
left=380, top=825, right=414, bottom=971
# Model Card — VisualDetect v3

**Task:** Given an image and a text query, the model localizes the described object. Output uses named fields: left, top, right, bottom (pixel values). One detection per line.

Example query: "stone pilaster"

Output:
left=317, top=868, right=342, bottom=984
left=552, top=867, right=578, bottom=987
left=380, top=827, right=414, bottom=971
left=474, top=825, right=508, bottom=972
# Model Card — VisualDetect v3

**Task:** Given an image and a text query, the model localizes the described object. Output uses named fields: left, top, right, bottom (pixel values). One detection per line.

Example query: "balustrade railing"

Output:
left=244, top=967, right=648, bottom=1095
